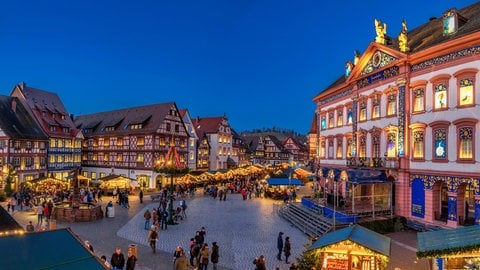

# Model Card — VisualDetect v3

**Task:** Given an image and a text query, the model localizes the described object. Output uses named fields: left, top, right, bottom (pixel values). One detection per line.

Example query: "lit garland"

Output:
left=153, top=141, right=189, bottom=175
left=0, top=230, right=25, bottom=237
left=417, top=244, right=480, bottom=259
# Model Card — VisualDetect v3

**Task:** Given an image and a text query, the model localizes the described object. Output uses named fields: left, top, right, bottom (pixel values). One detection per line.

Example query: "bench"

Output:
left=405, top=219, right=425, bottom=231
left=150, top=194, right=162, bottom=201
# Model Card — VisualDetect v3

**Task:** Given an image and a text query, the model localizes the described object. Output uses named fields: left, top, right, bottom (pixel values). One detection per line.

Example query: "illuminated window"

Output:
left=413, top=131, right=424, bottom=159
left=443, top=9, right=457, bottom=36
left=346, top=137, right=354, bottom=157
left=347, top=108, right=353, bottom=125
left=371, top=95, right=380, bottom=119
left=321, top=116, right=326, bottom=130
left=433, top=128, right=447, bottom=159
left=336, top=138, right=343, bottom=158
left=359, top=134, right=366, bottom=157
left=458, top=127, right=473, bottom=160
left=137, top=137, right=144, bottom=146
left=328, top=113, right=334, bottom=128
left=359, top=101, right=367, bottom=122
left=413, top=88, right=425, bottom=113
left=386, top=133, right=396, bottom=157
left=434, top=83, right=448, bottom=110
left=387, top=93, right=396, bottom=116
left=336, top=109, right=343, bottom=127
left=459, top=78, right=474, bottom=106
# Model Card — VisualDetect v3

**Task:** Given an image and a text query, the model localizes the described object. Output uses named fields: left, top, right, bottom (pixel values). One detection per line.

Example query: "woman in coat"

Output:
left=199, top=243, right=210, bottom=270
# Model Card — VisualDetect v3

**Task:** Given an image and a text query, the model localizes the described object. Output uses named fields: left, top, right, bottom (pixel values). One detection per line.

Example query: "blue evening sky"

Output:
left=0, top=1, right=476, bottom=134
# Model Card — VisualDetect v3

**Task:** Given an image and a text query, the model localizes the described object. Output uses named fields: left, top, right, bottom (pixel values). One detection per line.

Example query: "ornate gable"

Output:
left=360, top=50, right=398, bottom=75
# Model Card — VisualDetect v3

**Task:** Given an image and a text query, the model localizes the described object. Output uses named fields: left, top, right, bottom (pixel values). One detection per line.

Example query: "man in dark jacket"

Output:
left=211, top=242, right=219, bottom=270
left=111, top=247, right=125, bottom=270
left=277, top=232, right=284, bottom=261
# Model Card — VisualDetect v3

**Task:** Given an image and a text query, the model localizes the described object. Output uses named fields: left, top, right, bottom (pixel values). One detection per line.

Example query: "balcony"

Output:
left=346, top=157, right=399, bottom=169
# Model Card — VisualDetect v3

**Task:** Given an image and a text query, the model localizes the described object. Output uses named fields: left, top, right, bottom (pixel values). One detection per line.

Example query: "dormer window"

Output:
left=443, top=9, right=467, bottom=36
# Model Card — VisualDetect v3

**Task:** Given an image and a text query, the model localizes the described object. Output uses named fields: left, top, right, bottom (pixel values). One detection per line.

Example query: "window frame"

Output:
left=453, top=118, right=477, bottom=163
left=429, top=121, right=450, bottom=163
left=453, top=68, right=478, bottom=108
left=409, top=123, right=427, bottom=161
left=430, top=74, right=451, bottom=112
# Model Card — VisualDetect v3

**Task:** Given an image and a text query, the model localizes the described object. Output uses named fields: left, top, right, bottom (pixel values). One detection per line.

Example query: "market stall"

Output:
left=417, top=226, right=480, bottom=270
left=29, top=176, right=68, bottom=192
left=308, top=225, right=391, bottom=270
left=99, top=174, right=138, bottom=193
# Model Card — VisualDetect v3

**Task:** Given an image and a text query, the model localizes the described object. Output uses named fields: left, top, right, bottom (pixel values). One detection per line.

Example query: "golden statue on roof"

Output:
left=398, top=19, right=409, bottom=52
left=374, top=19, right=387, bottom=44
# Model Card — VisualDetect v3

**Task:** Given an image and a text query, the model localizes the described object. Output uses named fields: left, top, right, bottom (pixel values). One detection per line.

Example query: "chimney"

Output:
left=11, top=99, right=17, bottom=113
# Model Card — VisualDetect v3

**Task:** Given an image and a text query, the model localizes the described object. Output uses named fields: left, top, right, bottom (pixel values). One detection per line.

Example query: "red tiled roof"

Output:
left=192, top=116, right=224, bottom=137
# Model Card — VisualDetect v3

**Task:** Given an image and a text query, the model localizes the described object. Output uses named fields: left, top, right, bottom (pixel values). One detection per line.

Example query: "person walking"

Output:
left=284, top=236, right=291, bottom=264
left=277, top=232, right=284, bottom=261
left=139, top=189, right=144, bottom=204
left=199, top=243, right=210, bottom=270
left=174, top=250, right=189, bottom=270
left=36, top=203, right=44, bottom=226
left=143, top=209, right=151, bottom=230
left=148, top=225, right=158, bottom=253
left=211, top=242, right=219, bottom=270
left=126, top=250, right=137, bottom=270
left=110, top=247, right=125, bottom=270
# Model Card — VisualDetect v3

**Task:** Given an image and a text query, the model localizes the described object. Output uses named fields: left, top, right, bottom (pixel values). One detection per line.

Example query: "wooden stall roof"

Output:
left=417, top=226, right=480, bottom=259
left=0, top=228, right=106, bottom=269
left=309, top=225, right=391, bottom=257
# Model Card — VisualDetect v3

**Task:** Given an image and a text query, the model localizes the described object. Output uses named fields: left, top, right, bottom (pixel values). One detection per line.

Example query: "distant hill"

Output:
left=239, top=127, right=307, bottom=145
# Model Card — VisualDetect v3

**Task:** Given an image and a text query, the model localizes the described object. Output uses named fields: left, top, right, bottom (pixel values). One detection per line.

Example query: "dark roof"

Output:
left=0, top=228, right=107, bottom=269
left=315, top=2, right=480, bottom=97
left=0, top=96, right=47, bottom=140
left=192, top=116, right=225, bottom=137
left=74, top=102, right=177, bottom=135
left=309, top=225, right=391, bottom=257
left=0, top=206, right=23, bottom=232
left=12, top=83, right=79, bottom=136
left=408, top=2, right=480, bottom=53
left=417, top=226, right=480, bottom=258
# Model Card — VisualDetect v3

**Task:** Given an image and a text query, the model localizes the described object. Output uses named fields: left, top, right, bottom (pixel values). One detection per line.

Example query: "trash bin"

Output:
left=49, top=219, right=56, bottom=230
left=107, top=206, right=114, bottom=218
left=128, top=244, right=137, bottom=258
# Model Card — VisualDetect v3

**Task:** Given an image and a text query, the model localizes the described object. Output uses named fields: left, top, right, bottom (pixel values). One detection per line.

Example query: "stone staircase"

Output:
left=277, top=202, right=335, bottom=238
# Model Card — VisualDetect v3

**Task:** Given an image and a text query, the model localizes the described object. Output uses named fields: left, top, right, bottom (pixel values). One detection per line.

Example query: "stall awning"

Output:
left=267, top=178, right=304, bottom=186
left=309, top=225, right=391, bottom=257
left=417, top=226, right=480, bottom=259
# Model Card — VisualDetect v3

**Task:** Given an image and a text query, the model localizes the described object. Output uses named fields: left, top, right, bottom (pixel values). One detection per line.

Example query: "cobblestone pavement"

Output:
left=4, top=191, right=430, bottom=270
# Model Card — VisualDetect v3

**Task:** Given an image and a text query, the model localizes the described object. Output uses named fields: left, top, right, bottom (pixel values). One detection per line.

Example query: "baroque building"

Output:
left=312, top=3, right=480, bottom=228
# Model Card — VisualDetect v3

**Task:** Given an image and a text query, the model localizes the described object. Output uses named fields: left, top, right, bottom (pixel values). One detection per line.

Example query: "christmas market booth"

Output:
left=417, top=226, right=480, bottom=270
left=99, top=174, right=138, bottom=194
left=265, top=177, right=304, bottom=200
left=308, top=225, right=391, bottom=270
left=29, top=176, right=68, bottom=192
